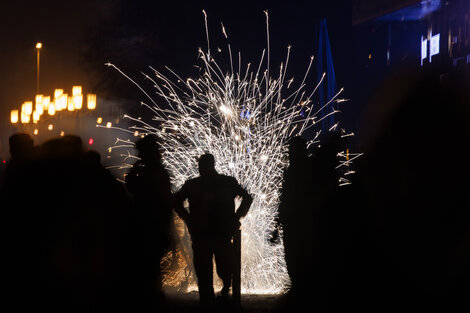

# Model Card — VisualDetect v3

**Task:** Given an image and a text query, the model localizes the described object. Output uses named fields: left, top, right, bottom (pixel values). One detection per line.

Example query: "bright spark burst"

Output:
left=102, top=10, right=357, bottom=294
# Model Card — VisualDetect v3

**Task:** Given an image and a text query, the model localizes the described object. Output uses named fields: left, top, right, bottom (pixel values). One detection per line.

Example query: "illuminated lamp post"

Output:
left=10, top=110, right=19, bottom=124
left=22, top=101, right=33, bottom=115
left=36, top=42, right=42, bottom=93
left=10, top=85, right=98, bottom=138
left=87, top=94, right=96, bottom=110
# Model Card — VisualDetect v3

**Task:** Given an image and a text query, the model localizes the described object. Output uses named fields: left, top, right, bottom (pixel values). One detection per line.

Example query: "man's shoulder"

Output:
left=184, top=177, right=200, bottom=186
left=217, top=174, right=239, bottom=186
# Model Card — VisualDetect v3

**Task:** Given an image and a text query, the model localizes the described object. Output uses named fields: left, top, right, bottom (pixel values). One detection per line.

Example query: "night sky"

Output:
left=0, top=0, right=353, bottom=155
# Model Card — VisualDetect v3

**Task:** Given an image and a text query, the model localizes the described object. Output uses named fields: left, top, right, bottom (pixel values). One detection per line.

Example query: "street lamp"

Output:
left=10, top=110, right=19, bottom=124
left=87, top=94, right=96, bottom=110
left=22, top=101, right=33, bottom=115
left=72, top=86, right=83, bottom=109
left=36, top=42, right=42, bottom=93
left=21, top=111, right=30, bottom=124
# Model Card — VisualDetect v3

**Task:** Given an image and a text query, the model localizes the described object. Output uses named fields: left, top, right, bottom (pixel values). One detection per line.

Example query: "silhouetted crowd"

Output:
left=275, top=68, right=470, bottom=313
left=1, top=135, right=133, bottom=312
left=0, top=69, right=469, bottom=313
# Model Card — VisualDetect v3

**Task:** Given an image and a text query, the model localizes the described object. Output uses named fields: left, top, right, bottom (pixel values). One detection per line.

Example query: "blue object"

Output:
left=316, top=18, right=337, bottom=133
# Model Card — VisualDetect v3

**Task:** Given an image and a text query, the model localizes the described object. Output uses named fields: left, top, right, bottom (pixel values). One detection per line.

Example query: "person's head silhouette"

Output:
left=9, top=133, right=34, bottom=161
left=288, top=136, right=307, bottom=163
left=135, top=134, right=160, bottom=161
left=198, top=153, right=216, bottom=177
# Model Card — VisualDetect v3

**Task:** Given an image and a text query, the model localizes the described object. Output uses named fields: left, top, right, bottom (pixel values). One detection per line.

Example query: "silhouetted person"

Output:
left=2, top=133, right=36, bottom=194
left=312, top=132, right=340, bottom=189
left=2, top=134, right=131, bottom=312
left=2, top=133, right=36, bottom=201
left=309, top=131, right=346, bottom=311
left=275, top=136, right=315, bottom=306
left=8, top=133, right=34, bottom=162
left=1, top=133, right=37, bottom=311
left=173, top=153, right=252, bottom=309
left=125, top=134, right=173, bottom=310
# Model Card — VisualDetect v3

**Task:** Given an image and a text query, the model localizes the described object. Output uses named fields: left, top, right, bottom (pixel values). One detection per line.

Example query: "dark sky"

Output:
left=0, top=0, right=352, bottom=151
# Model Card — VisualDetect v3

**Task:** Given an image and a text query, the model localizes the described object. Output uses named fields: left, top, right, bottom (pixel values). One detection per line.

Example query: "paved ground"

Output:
left=164, top=292, right=288, bottom=313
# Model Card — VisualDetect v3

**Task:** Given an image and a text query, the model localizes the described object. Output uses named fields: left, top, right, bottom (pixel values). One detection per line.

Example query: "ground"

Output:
left=165, top=292, right=287, bottom=312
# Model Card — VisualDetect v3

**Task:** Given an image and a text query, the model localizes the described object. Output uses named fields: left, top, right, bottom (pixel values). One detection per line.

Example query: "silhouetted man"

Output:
left=125, top=134, right=172, bottom=310
left=275, top=136, right=315, bottom=301
left=174, top=153, right=252, bottom=308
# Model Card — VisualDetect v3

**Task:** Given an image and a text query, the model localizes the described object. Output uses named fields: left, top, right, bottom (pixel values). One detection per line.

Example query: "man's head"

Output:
left=9, top=133, right=34, bottom=161
left=198, top=153, right=216, bottom=177
left=135, top=134, right=160, bottom=160
left=288, top=136, right=307, bottom=163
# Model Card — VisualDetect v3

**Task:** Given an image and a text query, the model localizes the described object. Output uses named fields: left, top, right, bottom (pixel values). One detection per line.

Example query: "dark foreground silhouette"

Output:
left=1, top=135, right=133, bottom=312
left=272, top=68, right=470, bottom=313
left=0, top=68, right=468, bottom=313
left=125, top=135, right=173, bottom=311
left=173, top=153, right=253, bottom=311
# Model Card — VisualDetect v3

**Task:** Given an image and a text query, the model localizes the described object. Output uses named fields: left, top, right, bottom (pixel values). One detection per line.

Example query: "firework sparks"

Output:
left=102, top=11, right=355, bottom=294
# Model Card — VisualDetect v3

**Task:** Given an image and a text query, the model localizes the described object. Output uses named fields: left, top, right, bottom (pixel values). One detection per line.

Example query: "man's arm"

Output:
left=233, top=179, right=253, bottom=220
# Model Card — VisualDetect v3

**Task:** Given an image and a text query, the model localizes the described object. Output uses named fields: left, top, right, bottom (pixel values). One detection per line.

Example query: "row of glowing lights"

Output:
left=10, top=86, right=97, bottom=124
left=22, top=117, right=114, bottom=138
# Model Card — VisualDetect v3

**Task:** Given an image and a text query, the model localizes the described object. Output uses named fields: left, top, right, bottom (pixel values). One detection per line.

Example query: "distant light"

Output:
left=56, top=94, right=67, bottom=111
left=47, top=124, right=53, bottom=131
left=36, top=42, right=42, bottom=49
left=21, top=112, right=30, bottom=124
left=33, top=129, right=38, bottom=135
left=22, top=101, right=33, bottom=115
left=54, top=89, right=63, bottom=99
left=60, top=131, right=65, bottom=136
left=35, top=94, right=43, bottom=106
left=429, top=32, right=440, bottom=62
left=67, top=96, right=75, bottom=111
left=72, top=86, right=82, bottom=96
left=87, top=94, right=96, bottom=110
left=73, top=94, right=83, bottom=109
left=106, top=122, right=112, bottom=128
left=368, top=53, right=372, bottom=59
left=10, top=110, right=19, bottom=124
left=32, top=111, right=40, bottom=122
left=134, top=131, right=139, bottom=137
left=48, top=102, right=55, bottom=116
left=97, top=117, right=103, bottom=124
left=88, top=138, right=94, bottom=145
left=35, top=94, right=44, bottom=115
left=42, top=96, right=50, bottom=111
left=421, top=35, right=427, bottom=66
left=2, top=160, right=5, bottom=164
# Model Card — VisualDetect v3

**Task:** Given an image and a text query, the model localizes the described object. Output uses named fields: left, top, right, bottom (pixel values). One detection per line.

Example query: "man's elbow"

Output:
left=246, top=194, right=253, bottom=207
